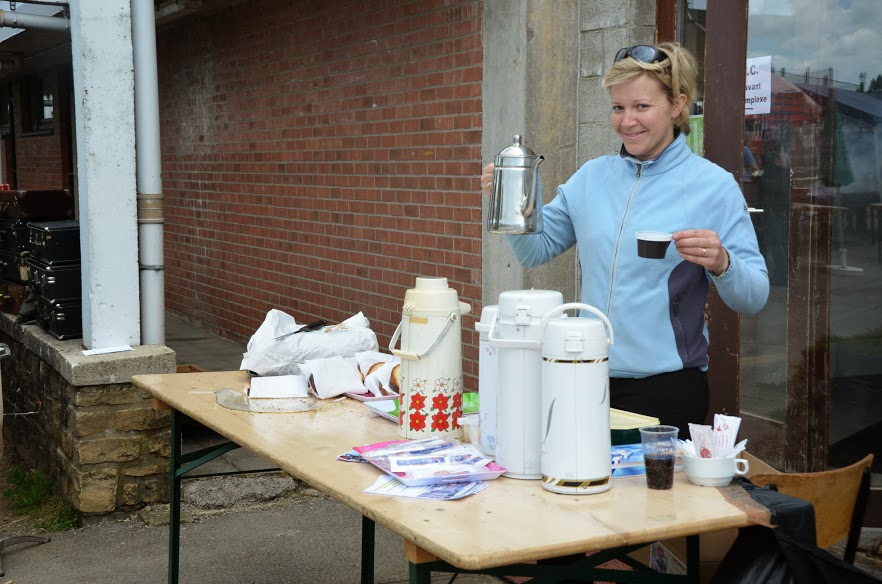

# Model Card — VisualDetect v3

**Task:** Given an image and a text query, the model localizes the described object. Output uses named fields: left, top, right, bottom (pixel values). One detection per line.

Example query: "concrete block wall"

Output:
left=0, top=314, right=176, bottom=513
left=156, top=0, right=485, bottom=387
left=577, top=0, right=656, bottom=163
left=481, top=0, right=656, bottom=305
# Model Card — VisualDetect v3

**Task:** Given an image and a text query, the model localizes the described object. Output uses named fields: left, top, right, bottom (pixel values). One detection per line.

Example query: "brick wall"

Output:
left=11, top=68, right=69, bottom=190
left=157, top=0, right=484, bottom=385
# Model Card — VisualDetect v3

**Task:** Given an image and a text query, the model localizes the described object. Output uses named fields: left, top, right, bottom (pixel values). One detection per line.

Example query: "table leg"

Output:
left=686, top=535, right=699, bottom=584
left=361, top=515, right=375, bottom=584
left=165, top=409, right=244, bottom=584
left=168, top=409, right=182, bottom=584
left=407, top=562, right=432, bottom=584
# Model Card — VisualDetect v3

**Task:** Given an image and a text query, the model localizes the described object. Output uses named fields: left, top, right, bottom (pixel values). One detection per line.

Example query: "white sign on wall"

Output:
left=745, top=56, right=772, bottom=115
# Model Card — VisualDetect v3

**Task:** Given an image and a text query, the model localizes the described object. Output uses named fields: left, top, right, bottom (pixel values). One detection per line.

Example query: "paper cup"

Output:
left=636, top=231, right=673, bottom=259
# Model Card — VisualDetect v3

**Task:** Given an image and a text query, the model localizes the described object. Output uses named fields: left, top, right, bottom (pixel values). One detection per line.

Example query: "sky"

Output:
left=746, top=0, right=881, bottom=87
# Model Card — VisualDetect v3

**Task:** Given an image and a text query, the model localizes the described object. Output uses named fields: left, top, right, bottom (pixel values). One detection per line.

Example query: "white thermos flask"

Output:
left=539, top=303, right=614, bottom=495
left=475, top=305, right=499, bottom=456
left=489, top=289, right=563, bottom=479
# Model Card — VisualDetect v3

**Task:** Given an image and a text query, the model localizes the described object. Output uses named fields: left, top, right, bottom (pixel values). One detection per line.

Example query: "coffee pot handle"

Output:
left=487, top=310, right=542, bottom=349
left=389, top=312, right=458, bottom=360
left=538, top=303, right=614, bottom=345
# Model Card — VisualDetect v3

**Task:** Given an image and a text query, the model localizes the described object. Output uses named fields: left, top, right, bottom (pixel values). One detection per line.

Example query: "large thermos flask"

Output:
left=488, top=135, right=545, bottom=234
left=489, top=289, right=563, bottom=478
left=390, top=277, right=471, bottom=440
left=540, top=303, right=615, bottom=495
left=474, top=305, right=499, bottom=456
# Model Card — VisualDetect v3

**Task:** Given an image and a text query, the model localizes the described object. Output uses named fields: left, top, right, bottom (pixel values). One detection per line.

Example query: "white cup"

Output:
left=459, top=414, right=480, bottom=446
left=682, top=455, right=749, bottom=487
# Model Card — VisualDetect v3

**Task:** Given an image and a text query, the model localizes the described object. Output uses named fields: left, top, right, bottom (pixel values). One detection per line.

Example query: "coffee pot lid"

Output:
left=403, top=277, right=460, bottom=313
left=497, top=289, right=563, bottom=319
left=495, top=135, right=541, bottom=167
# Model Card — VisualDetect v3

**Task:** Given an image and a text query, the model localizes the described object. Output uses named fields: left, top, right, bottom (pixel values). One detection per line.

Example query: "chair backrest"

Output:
left=750, top=454, right=873, bottom=550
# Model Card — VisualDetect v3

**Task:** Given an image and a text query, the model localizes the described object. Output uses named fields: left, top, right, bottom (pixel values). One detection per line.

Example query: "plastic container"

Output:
left=389, top=277, right=470, bottom=440
left=540, top=304, right=614, bottom=495
left=610, top=409, right=660, bottom=445
left=489, top=289, right=563, bottom=479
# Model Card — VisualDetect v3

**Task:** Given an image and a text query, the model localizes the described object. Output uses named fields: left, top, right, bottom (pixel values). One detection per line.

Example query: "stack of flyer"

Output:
left=354, top=437, right=506, bottom=487
left=353, top=437, right=505, bottom=500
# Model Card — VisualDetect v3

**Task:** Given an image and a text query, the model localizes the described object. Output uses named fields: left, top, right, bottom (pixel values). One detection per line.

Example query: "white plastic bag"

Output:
left=240, top=309, right=379, bottom=376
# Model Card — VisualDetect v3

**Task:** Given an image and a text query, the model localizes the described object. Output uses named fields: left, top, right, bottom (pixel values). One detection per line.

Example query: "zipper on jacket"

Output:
left=606, top=163, right=643, bottom=318
left=672, top=295, right=690, bottom=360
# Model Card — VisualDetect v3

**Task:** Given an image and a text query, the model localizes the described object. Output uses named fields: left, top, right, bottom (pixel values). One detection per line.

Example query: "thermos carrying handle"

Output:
left=487, top=310, right=542, bottom=349
left=538, top=303, right=614, bottom=345
left=389, top=312, right=458, bottom=361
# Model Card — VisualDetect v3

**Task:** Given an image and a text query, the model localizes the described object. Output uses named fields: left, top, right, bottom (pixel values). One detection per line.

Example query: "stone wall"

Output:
left=0, top=314, right=176, bottom=513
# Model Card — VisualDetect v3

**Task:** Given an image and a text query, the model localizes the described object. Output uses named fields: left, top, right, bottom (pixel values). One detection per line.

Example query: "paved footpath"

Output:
left=0, top=480, right=503, bottom=584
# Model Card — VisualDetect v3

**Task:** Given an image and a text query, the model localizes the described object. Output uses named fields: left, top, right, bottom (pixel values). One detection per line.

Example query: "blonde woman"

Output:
left=481, top=43, right=768, bottom=436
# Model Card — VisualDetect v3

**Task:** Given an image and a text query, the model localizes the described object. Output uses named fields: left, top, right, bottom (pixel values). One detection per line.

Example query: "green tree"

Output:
left=868, top=74, right=882, bottom=93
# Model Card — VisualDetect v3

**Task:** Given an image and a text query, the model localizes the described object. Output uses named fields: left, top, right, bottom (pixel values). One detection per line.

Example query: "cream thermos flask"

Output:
left=539, top=303, right=615, bottom=495
left=390, top=277, right=471, bottom=440
left=489, top=289, right=563, bottom=478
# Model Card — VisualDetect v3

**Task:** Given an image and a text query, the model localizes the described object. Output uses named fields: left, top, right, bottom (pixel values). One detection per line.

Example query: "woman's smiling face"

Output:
left=608, top=73, right=686, bottom=161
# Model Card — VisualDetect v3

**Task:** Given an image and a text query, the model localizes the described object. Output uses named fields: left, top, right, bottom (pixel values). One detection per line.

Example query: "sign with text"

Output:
left=745, top=56, right=772, bottom=115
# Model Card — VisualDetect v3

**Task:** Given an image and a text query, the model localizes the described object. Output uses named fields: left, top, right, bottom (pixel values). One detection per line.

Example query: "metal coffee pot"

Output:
left=488, top=135, right=544, bottom=234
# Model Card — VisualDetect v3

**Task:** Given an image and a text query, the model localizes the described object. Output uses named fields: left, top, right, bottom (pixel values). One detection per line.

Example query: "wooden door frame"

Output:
left=656, top=0, right=744, bottom=421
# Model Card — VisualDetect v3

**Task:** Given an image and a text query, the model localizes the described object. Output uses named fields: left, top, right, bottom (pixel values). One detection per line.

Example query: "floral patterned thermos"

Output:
left=389, top=277, right=470, bottom=440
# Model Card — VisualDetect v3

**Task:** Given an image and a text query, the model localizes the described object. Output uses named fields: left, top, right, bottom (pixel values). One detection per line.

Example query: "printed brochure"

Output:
left=353, top=437, right=505, bottom=487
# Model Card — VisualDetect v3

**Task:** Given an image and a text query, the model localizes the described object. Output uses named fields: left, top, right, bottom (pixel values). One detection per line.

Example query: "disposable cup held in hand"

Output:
left=683, top=455, right=749, bottom=487
left=639, top=425, right=679, bottom=490
left=636, top=231, right=673, bottom=259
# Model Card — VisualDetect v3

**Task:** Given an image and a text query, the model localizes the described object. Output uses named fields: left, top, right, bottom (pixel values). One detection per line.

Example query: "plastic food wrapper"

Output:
left=240, top=310, right=379, bottom=376
left=353, top=351, right=401, bottom=397
left=303, top=355, right=364, bottom=399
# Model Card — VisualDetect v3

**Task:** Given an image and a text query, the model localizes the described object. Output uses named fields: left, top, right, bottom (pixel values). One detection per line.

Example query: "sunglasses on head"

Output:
left=614, top=45, right=667, bottom=64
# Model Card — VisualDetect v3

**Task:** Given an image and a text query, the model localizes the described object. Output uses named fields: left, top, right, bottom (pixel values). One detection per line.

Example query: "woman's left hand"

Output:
left=672, top=229, right=729, bottom=276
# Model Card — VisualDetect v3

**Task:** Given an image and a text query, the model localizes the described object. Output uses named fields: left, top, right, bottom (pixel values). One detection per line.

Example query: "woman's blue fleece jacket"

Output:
left=507, top=133, right=769, bottom=378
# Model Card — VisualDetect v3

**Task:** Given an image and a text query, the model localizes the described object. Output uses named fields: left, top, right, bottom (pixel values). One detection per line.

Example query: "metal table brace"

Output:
left=166, top=407, right=377, bottom=584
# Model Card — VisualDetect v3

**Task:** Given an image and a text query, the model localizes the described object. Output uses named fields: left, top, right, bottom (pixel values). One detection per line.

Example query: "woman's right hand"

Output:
left=481, top=163, right=495, bottom=197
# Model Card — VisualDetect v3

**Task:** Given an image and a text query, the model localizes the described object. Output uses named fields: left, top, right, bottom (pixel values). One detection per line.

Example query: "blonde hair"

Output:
left=601, top=43, right=697, bottom=136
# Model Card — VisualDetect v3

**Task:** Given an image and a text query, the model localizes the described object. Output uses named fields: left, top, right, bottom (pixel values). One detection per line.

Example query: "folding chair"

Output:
left=750, top=453, right=873, bottom=564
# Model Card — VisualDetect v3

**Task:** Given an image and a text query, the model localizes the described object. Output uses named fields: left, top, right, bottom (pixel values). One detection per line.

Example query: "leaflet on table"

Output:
left=610, top=444, right=684, bottom=479
left=353, top=437, right=506, bottom=487
left=363, top=474, right=488, bottom=500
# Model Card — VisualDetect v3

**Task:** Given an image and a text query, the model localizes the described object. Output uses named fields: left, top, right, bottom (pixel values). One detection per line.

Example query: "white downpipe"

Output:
left=0, top=9, right=70, bottom=32
left=131, top=0, right=165, bottom=345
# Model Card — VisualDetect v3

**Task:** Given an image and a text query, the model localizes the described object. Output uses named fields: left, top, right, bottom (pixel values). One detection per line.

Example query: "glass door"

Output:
left=738, top=0, right=882, bottom=482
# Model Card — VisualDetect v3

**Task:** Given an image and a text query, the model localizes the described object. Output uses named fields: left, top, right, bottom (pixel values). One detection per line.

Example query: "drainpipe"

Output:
left=0, top=9, right=70, bottom=32
left=131, top=0, right=165, bottom=345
